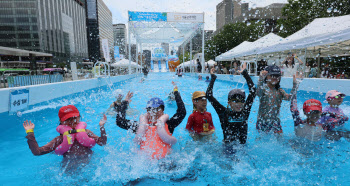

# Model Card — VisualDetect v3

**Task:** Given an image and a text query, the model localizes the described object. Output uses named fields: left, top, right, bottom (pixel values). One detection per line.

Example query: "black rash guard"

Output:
left=115, top=91, right=186, bottom=134
left=206, top=69, right=256, bottom=144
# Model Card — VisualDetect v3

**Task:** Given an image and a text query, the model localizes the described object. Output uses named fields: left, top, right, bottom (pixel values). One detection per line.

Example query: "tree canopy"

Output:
left=277, top=0, right=350, bottom=37
left=205, top=22, right=265, bottom=61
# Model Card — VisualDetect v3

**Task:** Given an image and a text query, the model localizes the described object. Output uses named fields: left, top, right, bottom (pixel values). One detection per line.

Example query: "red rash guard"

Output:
left=186, top=111, right=215, bottom=134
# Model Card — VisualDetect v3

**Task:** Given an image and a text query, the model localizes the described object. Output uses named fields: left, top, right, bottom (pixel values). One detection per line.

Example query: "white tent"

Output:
left=254, top=15, right=350, bottom=57
left=178, top=61, right=194, bottom=68
left=205, top=60, right=217, bottom=66
left=216, top=41, right=253, bottom=61
left=216, top=34, right=284, bottom=61
left=111, top=59, right=140, bottom=68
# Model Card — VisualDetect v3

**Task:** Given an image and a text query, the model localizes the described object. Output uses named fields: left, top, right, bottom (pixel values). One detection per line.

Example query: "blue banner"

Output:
left=129, top=11, right=167, bottom=22
left=151, top=60, right=154, bottom=70
left=114, top=46, right=120, bottom=59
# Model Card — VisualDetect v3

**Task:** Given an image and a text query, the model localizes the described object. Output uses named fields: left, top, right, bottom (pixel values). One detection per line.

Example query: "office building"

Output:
left=85, top=0, right=113, bottom=61
left=113, top=24, right=126, bottom=56
left=216, top=0, right=286, bottom=33
left=0, top=0, right=89, bottom=62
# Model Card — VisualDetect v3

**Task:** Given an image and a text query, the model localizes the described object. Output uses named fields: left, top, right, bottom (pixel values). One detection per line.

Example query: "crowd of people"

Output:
left=23, top=62, right=349, bottom=172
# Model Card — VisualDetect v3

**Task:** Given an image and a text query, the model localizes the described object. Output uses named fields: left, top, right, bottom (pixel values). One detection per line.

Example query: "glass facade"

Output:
left=113, top=24, right=126, bottom=55
left=0, top=0, right=88, bottom=62
left=0, top=0, right=40, bottom=52
left=86, top=0, right=100, bottom=60
left=85, top=0, right=113, bottom=61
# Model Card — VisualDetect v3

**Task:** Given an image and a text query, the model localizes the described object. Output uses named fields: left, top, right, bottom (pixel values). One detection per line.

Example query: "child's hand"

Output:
left=210, top=67, right=215, bottom=75
left=260, top=70, right=268, bottom=78
left=125, top=91, right=133, bottom=103
left=99, top=114, right=107, bottom=127
left=237, top=62, right=247, bottom=74
left=293, top=71, right=303, bottom=84
left=23, top=120, right=35, bottom=131
left=172, top=81, right=178, bottom=90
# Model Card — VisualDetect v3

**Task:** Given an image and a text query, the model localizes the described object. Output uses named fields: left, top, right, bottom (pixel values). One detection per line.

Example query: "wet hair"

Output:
left=285, top=57, right=295, bottom=68
left=159, top=105, right=164, bottom=111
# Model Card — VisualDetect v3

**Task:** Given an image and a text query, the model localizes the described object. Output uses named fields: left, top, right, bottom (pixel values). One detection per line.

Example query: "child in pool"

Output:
left=134, top=97, right=177, bottom=159
left=205, top=76, right=210, bottom=83
left=186, top=91, right=215, bottom=141
left=290, top=73, right=325, bottom=141
left=23, top=105, right=107, bottom=169
left=256, top=65, right=298, bottom=134
left=106, top=89, right=124, bottom=115
left=206, top=62, right=256, bottom=145
left=115, top=81, right=186, bottom=134
left=198, top=75, right=203, bottom=80
left=320, top=90, right=349, bottom=140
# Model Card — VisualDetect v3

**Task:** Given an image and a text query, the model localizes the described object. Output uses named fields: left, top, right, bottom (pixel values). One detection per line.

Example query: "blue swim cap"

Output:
left=146, top=97, right=164, bottom=108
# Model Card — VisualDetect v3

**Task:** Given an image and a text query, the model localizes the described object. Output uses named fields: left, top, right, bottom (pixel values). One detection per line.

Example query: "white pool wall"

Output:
left=1, top=73, right=349, bottom=114
left=0, top=74, right=138, bottom=113
left=190, top=73, right=350, bottom=95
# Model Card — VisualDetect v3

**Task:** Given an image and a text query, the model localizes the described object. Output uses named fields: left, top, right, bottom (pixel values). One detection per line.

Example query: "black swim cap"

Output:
left=265, top=65, right=281, bottom=76
left=228, top=89, right=245, bottom=100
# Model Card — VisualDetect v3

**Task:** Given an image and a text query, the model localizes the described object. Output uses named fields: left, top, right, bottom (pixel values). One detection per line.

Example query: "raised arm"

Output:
left=167, top=83, right=186, bottom=133
left=257, top=70, right=267, bottom=98
left=115, top=92, right=138, bottom=133
left=86, top=114, right=107, bottom=146
left=24, top=120, right=62, bottom=156
left=239, top=63, right=256, bottom=118
left=282, top=72, right=301, bottom=101
left=206, top=68, right=226, bottom=114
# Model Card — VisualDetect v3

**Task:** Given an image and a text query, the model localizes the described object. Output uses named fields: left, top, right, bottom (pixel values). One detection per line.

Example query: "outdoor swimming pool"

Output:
left=1, top=73, right=350, bottom=185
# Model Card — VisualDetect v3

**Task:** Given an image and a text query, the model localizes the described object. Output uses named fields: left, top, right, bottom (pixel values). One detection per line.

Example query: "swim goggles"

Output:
left=229, top=98, right=245, bottom=103
left=194, top=97, right=207, bottom=102
left=146, top=107, right=162, bottom=112
left=328, top=95, right=345, bottom=100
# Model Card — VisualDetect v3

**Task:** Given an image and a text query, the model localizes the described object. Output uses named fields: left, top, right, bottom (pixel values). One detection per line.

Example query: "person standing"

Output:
left=197, top=59, right=202, bottom=73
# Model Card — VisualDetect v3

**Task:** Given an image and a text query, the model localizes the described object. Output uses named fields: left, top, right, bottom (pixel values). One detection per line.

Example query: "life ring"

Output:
left=54, top=122, right=96, bottom=155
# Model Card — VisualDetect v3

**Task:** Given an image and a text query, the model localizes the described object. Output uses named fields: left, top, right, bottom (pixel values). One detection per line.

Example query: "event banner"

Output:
left=101, top=39, right=111, bottom=62
left=129, top=11, right=167, bottom=22
left=114, top=46, right=120, bottom=59
left=167, top=13, right=204, bottom=23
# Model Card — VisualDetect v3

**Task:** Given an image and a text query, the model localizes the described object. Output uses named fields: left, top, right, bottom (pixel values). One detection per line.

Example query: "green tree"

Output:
left=179, top=51, right=194, bottom=63
left=205, top=22, right=265, bottom=61
left=277, top=0, right=350, bottom=37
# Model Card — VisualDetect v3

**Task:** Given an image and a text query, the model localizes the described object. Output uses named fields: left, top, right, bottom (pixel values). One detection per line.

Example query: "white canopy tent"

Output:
left=111, top=59, right=140, bottom=68
left=215, top=41, right=253, bottom=61
left=205, top=60, right=217, bottom=67
left=251, top=15, right=350, bottom=57
left=215, top=34, right=284, bottom=61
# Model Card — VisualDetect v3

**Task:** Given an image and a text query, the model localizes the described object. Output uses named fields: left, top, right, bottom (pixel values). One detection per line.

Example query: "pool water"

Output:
left=1, top=73, right=350, bottom=185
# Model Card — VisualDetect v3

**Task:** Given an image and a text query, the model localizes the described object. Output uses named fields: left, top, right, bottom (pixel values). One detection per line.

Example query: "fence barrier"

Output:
left=7, top=75, right=63, bottom=87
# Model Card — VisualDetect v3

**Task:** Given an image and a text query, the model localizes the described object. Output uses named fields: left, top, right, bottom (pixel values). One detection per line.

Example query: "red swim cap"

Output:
left=58, top=105, right=80, bottom=121
left=303, top=99, right=322, bottom=114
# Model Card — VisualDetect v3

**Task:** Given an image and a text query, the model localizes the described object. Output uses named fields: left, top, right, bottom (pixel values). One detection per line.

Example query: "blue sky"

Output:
left=104, top=0, right=288, bottom=31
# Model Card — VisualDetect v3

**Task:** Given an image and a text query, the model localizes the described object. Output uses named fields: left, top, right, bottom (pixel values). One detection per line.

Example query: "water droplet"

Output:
left=17, top=111, right=22, bottom=117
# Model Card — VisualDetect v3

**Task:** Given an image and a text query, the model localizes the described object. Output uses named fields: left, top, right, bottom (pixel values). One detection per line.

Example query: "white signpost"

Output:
left=70, top=62, right=78, bottom=81
left=9, top=89, right=29, bottom=113
left=102, top=39, right=111, bottom=62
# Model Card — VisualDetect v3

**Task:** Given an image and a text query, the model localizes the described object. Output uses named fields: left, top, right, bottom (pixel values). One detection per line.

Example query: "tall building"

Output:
left=179, top=30, right=214, bottom=56
left=85, top=0, right=113, bottom=61
left=216, top=0, right=286, bottom=33
left=113, top=24, right=126, bottom=56
left=0, top=0, right=89, bottom=62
